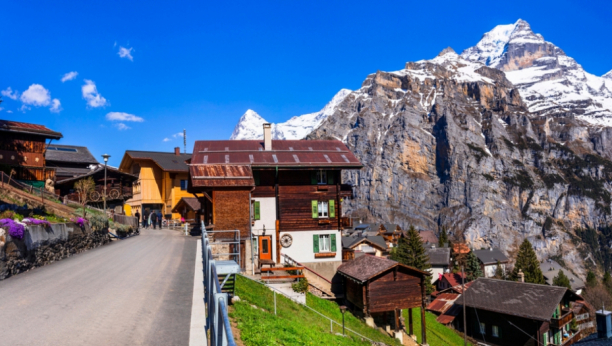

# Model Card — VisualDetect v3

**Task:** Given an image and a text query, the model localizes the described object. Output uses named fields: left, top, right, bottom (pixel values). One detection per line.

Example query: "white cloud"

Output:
left=82, top=80, right=109, bottom=108
left=61, top=71, right=78, bottom=82
left=163, top=132, right=185, bottom=141
left=21, top=84, right=51, bottom=106
left=50, top=99, right=62, bottom=113
left=118, top=46, right=134, bottom=61
left=106, top=112, right=144, bottom=122
left=0, top=107, right=3, bottom=111
left=163, top=138, right=171, bottom=142
left=7, top=110, right=13, bottom=113
left=115, top=123, right=131, bottom=130
left=2, top=87, right=19, bottom=100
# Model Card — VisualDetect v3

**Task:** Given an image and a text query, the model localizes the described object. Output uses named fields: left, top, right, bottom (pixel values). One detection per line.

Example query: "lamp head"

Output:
left=102, top=154, right=111, bottom=163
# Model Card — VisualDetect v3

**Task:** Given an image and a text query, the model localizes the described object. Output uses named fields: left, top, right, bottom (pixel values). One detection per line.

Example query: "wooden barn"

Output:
left=0, top=120, right=62, bottom=182
left=337, top=255, right=431, bottom=343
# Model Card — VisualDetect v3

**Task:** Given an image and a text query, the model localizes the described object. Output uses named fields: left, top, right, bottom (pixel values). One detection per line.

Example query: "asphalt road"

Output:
left=0, top=228, right=198, bottom=346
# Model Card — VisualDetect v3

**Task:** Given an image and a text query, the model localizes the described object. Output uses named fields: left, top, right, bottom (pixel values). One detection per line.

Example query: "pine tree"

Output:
left=586, top=271, right=597, bottom=288
left=553, top=270, right=572, bottom=290
left=391, top=225, right=430, bottom=271
left=494, top=260, right=505, bottom=280
left=438, top=227, right=448, bottom=248
left=512, top=239, right=545, bottom=284
left=465, top=251, right=483, bottom=281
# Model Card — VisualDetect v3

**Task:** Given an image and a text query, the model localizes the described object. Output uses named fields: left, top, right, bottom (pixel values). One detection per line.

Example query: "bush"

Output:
left=88, top=214, right=109, bottom=231
left=291, top=278, right=309, bottom=293
left=0, top=219, right=25, bottom=240
left=0, top=210, right=24, bottom=221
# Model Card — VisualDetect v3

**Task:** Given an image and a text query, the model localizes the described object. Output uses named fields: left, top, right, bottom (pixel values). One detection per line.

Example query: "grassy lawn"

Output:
left=403, top=308, right=471, bottom=346
left=231, top=275, right=402, bottom=346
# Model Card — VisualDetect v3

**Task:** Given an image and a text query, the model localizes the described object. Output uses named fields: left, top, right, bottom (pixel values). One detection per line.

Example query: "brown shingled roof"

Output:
left=337, top=254, right=429, bottom=283
left=190, top=164, right=254, bottom=188
left=0, top=119, right=62, bottom=139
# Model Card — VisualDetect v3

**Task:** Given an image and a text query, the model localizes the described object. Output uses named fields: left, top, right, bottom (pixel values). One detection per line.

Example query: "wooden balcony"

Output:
left=550, top=310, right=573, bottom=329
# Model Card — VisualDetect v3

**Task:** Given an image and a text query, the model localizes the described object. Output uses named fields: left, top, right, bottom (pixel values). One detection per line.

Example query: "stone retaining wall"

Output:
left=0, top=222, right=110, bottom=280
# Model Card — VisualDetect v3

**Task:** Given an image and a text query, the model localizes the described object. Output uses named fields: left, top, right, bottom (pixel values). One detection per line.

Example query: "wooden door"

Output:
left=259, top=236, right=272, bottom=261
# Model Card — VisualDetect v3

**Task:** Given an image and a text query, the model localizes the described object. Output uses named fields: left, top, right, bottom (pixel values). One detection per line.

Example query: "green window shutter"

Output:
left=327, top=171, right=334, bottom=185
left=254, top=201, right=260, bottom=220
left=331, top=233, right=336, bottom=252
left=311, top=200, right=318, bottom=218
left=543, top=332, right=547, bottom=346
left=254, top=171, right=260, bottom=186
left=313, top=234, right=319, bottom=253
left=329, top=199, right=335, bottom=218
left=311, top=171, right=317, bottom=185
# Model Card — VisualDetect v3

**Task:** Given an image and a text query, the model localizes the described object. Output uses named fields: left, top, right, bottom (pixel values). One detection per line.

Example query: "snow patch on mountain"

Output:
left=229, top=89, right=352, bottom=140
left=461, top=19, right=612, bottom=127
left=604, top=70, right=612, bottom=80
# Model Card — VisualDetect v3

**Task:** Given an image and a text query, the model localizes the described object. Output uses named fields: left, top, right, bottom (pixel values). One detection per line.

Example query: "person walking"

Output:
left=135, top=210, right=140, bottom=229
left=157, top=210, right=163, bottom=229
left=151, top=211, right=158, bottom=230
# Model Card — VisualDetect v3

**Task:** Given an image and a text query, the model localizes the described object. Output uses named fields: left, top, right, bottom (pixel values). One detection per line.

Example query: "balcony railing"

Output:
left=551, top=310, right=573, bottom=329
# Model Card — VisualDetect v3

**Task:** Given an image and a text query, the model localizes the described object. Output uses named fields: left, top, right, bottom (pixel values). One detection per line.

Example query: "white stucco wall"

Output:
left=251, top=197, right=277, bottom=262
left=279, top=230, right=341, bottom=263
left=483, top=263, right=505, bottom=278
left=429, top=266, right=445, bottom=284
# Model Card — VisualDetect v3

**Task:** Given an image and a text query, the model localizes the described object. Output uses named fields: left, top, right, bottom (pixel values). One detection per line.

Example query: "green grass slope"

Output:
left=403, top=308, right=471, bottom=346
left=231, top=275, right=403, bottom=346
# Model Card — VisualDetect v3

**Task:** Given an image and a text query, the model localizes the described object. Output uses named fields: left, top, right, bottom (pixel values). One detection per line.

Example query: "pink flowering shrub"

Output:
left=71, top=217, right=88, bottom=228
left=0, top=219, right=25, bottom=240
left=23, top=218, right=51, bottom=227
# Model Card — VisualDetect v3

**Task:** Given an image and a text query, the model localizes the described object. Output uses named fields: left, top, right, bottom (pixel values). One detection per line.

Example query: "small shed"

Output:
left=337, top=255, right=431, bottom=342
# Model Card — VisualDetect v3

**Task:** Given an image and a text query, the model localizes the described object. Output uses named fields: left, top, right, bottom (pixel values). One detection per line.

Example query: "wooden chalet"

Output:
left=337, top=255, right=431, bottom=343
left=0, top=120, right=62, bottom=182
left=455, top=278, right=586, bottom=346
left=172, top=197, right=201, bottom=222
left=45, top=144, right=99, bottom=182
left=376, top=223, right=402, bottom=244
left=188, top=124, right=362, bottom=271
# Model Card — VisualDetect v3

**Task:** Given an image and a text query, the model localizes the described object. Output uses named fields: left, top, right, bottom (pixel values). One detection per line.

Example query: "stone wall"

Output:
left=0, top=222, right=109, bottom=280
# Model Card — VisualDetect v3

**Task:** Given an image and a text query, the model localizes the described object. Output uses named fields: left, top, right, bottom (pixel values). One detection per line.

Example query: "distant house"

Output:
left=0, top=119, right=62, bottom=182
left=418, top=230, right=438, bottom=245
left=436, top=273, right=466, bottom=291
left=45, top=144, right=99, bottom=182
left=171, top=197, right=201, bottom=222
left=540, top=259, right=586, bottom=294
left=342, top=236, right=388, bottom=258
left=376, top=223, right=402, bottom=244
left=426, top=245, right=451, bottom=283
left=454, top=278, right=587, bottom=346
left=473, top=248, right=509, bottom=278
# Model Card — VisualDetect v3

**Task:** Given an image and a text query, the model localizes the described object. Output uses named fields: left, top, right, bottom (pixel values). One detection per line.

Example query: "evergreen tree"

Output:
left=586, top=271, right=598, bottom=288
left=438, top=227, right=449, bottom=248
left=494, top=260, right=505, bottom=280
left=604, top=272, right=612, bottom=295
left=465, top=251, right=483, bottom=282
left=553, top=270, right=572, bottom=290
left=512, top=239, right=545, bottom=284
left=390, top=225, right=430, bottom=271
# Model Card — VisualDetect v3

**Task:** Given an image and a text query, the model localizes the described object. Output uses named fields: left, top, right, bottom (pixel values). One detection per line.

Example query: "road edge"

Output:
left=189, top=238, right=206, bottom=346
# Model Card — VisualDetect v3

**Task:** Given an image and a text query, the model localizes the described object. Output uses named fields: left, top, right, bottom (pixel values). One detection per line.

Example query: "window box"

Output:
left=315, top=252, right=336, bottom=258
left=318, top=219, right=331, bottom=225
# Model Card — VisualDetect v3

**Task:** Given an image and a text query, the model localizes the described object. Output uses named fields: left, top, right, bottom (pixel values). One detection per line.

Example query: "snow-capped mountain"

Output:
left=462, top=19, right=612, bottom=126
left=229, top=89, right=352, bottom=140
left=604, top=70, right=612, bottom=80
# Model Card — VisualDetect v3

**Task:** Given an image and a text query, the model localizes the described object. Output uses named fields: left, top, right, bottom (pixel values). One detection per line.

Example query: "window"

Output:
left=318, top=201, right=329, bottom=218
left=492, top=325, right=499, bottom=337
left=479, top=323, right=486, bottom=335
left=316, top=170, right=327, bottom=184
left=180, top=180, right=188, bottom=190
left=319, top=234, right=330, bottom=252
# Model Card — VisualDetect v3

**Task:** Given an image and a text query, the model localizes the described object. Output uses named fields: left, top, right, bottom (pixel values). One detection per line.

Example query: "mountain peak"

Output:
left=604, top=70, right=612, bottom=80
left=438, top=47, right=456, bottom=56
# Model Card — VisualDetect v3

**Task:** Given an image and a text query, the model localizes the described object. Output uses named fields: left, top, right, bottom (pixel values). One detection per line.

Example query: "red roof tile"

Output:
left=190, top=164, right=254, bottom=187
left=0, top=120, right=62, bottom=139
left=441, top=273, right=466, bottom=287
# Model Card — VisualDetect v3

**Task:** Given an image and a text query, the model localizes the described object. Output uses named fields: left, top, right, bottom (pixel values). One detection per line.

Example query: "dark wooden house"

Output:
left=337, top=255, right=431, bottom=343
left=0, top=120, right=62, bottom=181
left=45, top=144, right=99, bottom=182
left=188, top=124, right=362, bottom=272
left=455, top=278, right=585, bottom=346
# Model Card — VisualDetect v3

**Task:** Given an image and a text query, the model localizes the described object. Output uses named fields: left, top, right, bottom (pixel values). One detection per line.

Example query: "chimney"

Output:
left=518, top=269, right=525, bottom=283
left=263, top=123, right=272, bottom=151
left=174, top=147, right=180, bottom=156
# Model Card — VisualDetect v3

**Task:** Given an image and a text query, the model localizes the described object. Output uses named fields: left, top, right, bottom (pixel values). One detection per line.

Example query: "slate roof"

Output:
left=337, top=254, right=429, bottom=283
left=0, top=119, right=62, bottom=139
left=342, top=236, right=387, bottom=251
left=462, top=278, right=570, bottom=321
left=172, top=197, right=201, bottom=212
left=381, top=223, right=400, bottom=233
left=540, top=260, right=585, bottom=291
left=123, top=150, right=192, bottom=172
left=45, top=145, right=99, bottom=164
left=427, top=247, right=451, bottom=266
left=54, top=166, right=138, bottom=185
left=192, top=140, right=362, bottom=168
left=354, top=224, right=371, bottom=231
left=473, top=249, right=509, bottom=265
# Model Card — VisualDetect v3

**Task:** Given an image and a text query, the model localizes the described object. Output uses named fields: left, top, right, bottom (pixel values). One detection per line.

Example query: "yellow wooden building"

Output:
left=118, top=147, right=192, bottom=220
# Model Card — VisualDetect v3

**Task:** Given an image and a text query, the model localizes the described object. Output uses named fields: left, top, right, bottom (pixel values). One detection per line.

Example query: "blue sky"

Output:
left=1, top=0, right=610, bottom=166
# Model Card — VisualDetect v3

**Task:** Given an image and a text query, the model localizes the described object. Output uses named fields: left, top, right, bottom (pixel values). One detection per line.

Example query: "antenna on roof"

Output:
left=183, top=129, right=186, bottom=154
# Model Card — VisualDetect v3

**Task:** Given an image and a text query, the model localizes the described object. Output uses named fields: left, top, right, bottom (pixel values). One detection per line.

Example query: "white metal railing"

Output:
left=201, top=225, right=237, bottom=346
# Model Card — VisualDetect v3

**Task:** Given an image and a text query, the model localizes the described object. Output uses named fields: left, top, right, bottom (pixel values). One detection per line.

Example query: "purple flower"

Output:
left=70, top=217, right=88, bottom=228
left=0, top=219, right=25, bottom=240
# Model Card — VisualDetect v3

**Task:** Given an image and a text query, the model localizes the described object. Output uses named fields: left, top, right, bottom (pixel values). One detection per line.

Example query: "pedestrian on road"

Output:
left=157, top=211, right=163, bottom=229
left=151, top=211, right=158, bottom=230
left=135, top=211, right=140, bottom=229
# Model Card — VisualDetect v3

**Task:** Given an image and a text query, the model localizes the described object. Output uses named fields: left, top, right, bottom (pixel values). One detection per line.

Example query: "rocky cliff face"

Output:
left=308, top=48, right=612, bottom=277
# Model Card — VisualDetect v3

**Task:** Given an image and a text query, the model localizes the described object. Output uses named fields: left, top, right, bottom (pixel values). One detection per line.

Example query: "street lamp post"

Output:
left=102, top=154, right=110, bottom=214
left=340, top=306, right=347, bottom=336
